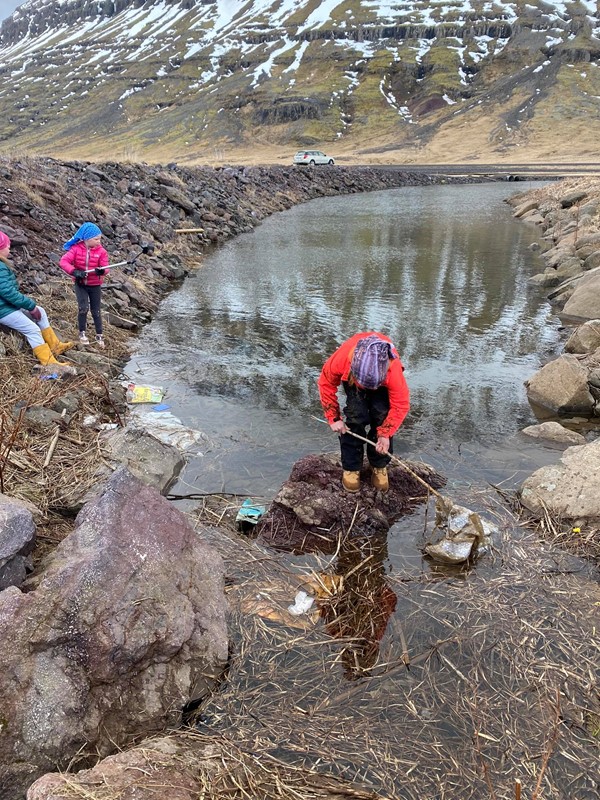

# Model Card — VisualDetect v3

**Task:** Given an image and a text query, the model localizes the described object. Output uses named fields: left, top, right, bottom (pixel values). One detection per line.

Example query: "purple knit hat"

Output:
left=351, top=334, right=396, bottom=389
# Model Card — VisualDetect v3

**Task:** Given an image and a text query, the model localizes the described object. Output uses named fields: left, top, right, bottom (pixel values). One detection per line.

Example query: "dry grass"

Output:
left=180, top=496, right=600, bottom=800
left=1, top=340, right=104, bottom=510
left=0, top=291, right=134, bottom=556
left=523, top=504, right=600, bottom=564
left=42, top=732, right=385, bottom=799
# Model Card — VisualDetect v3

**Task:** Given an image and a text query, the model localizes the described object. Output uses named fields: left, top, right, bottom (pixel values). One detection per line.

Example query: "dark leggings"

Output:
left=340, top=382, right=393, bottom=471
left=74, top=283, right=102, bottom=334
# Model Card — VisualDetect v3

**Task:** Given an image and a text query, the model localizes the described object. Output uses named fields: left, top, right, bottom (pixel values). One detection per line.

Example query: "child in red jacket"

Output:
left=59, top=222, right=110, bottom=348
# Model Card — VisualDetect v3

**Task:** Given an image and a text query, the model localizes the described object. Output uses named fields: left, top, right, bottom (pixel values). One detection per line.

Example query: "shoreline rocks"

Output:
left=0, top=469, right=229, bottom=799
left=507, top=179, right=600, bottom=530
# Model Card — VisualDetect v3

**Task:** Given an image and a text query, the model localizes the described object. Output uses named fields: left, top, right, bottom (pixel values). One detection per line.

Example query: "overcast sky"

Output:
left=0, top=0, right=24, bottom=22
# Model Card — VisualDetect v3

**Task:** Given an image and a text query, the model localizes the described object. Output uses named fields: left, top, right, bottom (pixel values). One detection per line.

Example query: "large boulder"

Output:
left=541, top=243, right=576, bottom=269
left=521, top=421, right=586, bottom=446
left=524, top=354, right=595, bottom=415
left=67, top=427, right=186, bottom=512
left=520, top=438, right=600, bottom=519
left=0, top=494, right=36, bottom=590
left=104, top=426, right=185, bottom=490
left=564, top=320, right=600, bottom=354
left=562, top=271, right=600, bottom=321
left=0, top=469, right=228, bottom=799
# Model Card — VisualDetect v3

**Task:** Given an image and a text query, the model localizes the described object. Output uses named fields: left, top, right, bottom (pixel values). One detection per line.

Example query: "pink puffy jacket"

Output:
left=59, top=242, right=110, bottom=287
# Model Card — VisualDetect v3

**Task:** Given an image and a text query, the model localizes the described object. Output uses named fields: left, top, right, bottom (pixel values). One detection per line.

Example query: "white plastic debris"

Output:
left=424, top=497, right=497, bottom=565
left=287, top=590, right=315, bottom=616
left=129, top=407, right=205, bottom=451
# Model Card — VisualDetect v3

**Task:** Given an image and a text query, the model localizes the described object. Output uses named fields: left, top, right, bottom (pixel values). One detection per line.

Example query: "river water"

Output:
left=125, top=182, right=600, bottom=798
left=127, top=181, right=563, bottom=505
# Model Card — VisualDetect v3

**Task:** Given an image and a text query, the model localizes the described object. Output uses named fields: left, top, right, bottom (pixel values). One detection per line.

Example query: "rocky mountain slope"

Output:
left=0, top=0, right=599, bottom=165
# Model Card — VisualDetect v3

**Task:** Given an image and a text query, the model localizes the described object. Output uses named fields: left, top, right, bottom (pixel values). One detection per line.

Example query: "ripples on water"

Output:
left=128, top=182, right=562, bottom=497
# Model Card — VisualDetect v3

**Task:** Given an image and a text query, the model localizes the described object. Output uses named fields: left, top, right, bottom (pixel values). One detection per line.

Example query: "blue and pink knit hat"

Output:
left=63, top=222, right=102, bottom=251
left=351, top=334, right=397, bottom=389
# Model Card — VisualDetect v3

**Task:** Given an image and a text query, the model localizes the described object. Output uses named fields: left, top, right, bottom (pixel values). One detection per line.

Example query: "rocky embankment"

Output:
left=0, top=159, right=481, bottom=800
left=506, top=178, right=600, bottom=545
left=2, top=158, right=477, bottom=308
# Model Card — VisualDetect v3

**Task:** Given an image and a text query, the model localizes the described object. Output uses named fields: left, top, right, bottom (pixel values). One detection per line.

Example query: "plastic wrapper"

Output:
left=125, top=383, right=164, bottom=404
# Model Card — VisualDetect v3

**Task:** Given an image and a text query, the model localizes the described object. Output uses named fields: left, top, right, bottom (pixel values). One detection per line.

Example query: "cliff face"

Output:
left=0, top=1, right=599, bottom=164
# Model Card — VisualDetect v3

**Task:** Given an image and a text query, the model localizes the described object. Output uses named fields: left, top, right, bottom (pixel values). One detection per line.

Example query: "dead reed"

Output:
left=0, top=299, right=132, bottom=539
left=185, top=497, right=600, bottom=800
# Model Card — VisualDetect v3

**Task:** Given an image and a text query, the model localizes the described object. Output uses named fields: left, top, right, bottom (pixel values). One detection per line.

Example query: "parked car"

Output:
left=293, top=150, right=335, bottom=166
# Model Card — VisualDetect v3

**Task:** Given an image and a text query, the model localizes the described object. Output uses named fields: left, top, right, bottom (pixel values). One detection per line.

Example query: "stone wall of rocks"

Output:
left=507, top=179, right=600, bottom=418
left=0, top=158, right=484, bottom=329
left=507, top=179, right=600, bottom=524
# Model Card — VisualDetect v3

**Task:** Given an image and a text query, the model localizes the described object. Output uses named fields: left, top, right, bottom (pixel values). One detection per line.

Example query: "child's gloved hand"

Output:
left=29, top=306, right=42, bottom=321
left=94, top=267, right=106, bottom=275
left=73, top=269, right=86, bottom=278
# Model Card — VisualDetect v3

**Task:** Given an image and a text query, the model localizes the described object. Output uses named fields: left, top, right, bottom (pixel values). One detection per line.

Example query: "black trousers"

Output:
left=340, top=382, right=393, bottom=471
left=74, top=283, right=102, bottom=334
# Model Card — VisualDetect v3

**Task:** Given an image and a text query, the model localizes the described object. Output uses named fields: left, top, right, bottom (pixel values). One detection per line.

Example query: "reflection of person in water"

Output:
left=321, top=534, right=397, bottom=680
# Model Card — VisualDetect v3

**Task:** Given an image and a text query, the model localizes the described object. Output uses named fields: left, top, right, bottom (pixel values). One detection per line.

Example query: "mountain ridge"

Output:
left=0, top=1, right=599, bottom=165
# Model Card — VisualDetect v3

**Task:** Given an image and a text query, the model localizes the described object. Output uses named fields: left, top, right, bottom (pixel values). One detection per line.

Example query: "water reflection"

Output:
left=320, top=534, right=397, bottom=681
left=128, top=182, right=561, bottom=495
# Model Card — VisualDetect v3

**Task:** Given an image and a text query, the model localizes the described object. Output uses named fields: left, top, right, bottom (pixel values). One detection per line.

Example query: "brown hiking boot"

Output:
left=371, top=467, right=389, bottom=492
left=342, top=470, right=361, bottom=493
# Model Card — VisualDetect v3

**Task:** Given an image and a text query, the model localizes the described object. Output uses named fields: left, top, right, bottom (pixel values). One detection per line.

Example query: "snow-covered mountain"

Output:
left=0, top=0, right=599, bottom=163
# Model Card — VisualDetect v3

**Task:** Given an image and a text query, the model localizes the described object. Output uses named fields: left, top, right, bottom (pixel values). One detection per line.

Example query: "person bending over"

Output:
left=318, top=332, right=410, bottom=493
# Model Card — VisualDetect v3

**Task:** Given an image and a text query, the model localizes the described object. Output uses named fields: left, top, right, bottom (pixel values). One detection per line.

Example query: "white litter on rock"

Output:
left=287, top=590, right=315, bottom=616
left=129, top=407, right=205, bottom=452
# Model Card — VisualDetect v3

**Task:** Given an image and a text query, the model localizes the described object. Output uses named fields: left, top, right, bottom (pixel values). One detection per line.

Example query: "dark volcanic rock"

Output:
left=256, top=453, right=445, bottom=554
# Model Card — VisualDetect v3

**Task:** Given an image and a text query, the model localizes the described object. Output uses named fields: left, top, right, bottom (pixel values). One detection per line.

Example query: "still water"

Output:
left=127, top=181, right=562, bottom=502
left=127, top=182, right=598, bottom=799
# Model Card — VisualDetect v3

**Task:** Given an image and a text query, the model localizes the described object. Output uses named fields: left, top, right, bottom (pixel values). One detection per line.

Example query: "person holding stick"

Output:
left=59, top=222, right=109, bottom=348
left=0, top=230, right=73, bottom=366
left=317, top=332, right=410, bottom=493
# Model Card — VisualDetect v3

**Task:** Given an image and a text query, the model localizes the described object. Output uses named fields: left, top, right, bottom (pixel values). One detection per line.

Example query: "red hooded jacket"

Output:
left=318, top=332, right=410, bottom=438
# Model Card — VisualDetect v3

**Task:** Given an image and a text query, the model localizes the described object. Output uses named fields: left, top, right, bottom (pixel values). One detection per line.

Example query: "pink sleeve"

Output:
left=100, top=247, right=109, bottom=268
left=59, top=251, right=76, bottom=275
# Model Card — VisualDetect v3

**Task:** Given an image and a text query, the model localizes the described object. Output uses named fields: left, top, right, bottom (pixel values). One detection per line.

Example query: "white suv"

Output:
left=293, top=150, right=335, bottom=166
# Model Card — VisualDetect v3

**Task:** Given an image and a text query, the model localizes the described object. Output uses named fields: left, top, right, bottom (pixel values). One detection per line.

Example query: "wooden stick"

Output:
left=174, top=227, right=205, bottom=234
left=310, top=415, right=443, bottom=498
left=43, top=409, right=66, bottom=468
left=43, top=427, right=60, bottom=468
left=398, top=621, right=410, bottom=667
left=531, top=688, right=561, bottom=800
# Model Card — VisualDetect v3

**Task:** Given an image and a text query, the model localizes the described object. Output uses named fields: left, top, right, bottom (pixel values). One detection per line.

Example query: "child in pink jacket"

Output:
left=59, top=222, right=110, bottom=348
